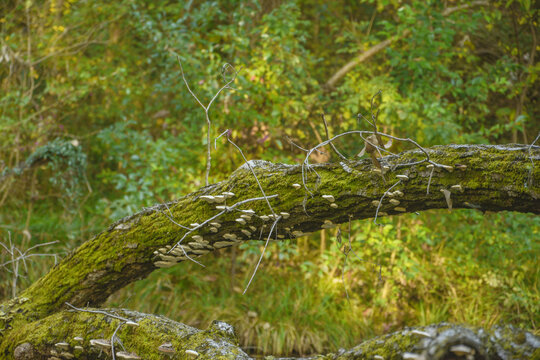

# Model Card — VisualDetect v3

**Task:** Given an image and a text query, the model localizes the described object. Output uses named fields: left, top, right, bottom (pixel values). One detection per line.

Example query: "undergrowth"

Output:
left=104, top=210, right=540, bottom=357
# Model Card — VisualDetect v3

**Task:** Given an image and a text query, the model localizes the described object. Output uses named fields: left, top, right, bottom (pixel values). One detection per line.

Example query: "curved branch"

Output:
left=1, top=145, right=537, bottom=332
left=325, top=31, right=408, bottom=89
left=4, top=308, right=249, bottom=359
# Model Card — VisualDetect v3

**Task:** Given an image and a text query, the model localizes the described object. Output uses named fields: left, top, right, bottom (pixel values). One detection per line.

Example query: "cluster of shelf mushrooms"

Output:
left=52, top=339, right=199, bottom=359
left=153, top=165, right=467, bottom=269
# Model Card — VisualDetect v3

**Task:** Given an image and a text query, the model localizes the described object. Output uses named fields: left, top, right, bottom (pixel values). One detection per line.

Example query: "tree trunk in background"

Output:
left=1, top=144, right=539, bottom=359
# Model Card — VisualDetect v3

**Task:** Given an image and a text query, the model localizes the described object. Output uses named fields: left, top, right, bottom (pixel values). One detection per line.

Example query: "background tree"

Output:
left=0, top=0, right=538, bottom=357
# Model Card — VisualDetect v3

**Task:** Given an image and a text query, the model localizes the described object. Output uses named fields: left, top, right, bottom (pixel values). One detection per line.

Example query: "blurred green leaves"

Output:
left=0, top=0, right=538, bottom=353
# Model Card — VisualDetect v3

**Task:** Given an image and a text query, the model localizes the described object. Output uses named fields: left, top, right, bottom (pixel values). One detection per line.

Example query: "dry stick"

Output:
left=0, top=234, right=59, bottom=297
left=65, top=302, right=137, bottom=323
left=214, top=130, right=282, bottom=293
left=368, top=91, right=385, bottom=148
left=302, top=130, right=448, bottom=195
left=325, top=30, right=410, bottom=88
left=284, top=135, right=327, bottom=156
left=359, top=133, right=388, bottom=184
left=426, top=167, right=435, bottom=195
left=374, top=180, right=402, bottom=226
left=337, top=227, right=351, bottom=303
left=340, top=216, right=382, bottom=302
left=528, top=132, right=540, bottom=188
left=175, top=56, right=238, bottom=186
left=110, top=321, right=127, bottom=360
left=216, top=130, right=277, bottom=216
left=161, top=202, right=190, bottom=229
left=321, top=114, right=348, bottom=162
left=243, top=216, right=281, bottom=294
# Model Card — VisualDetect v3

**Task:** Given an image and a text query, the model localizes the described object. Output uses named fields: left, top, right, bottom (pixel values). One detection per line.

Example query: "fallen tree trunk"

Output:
left=1, top=144, right=538, bottom=359
left=7, top=315, right=540, bottom=359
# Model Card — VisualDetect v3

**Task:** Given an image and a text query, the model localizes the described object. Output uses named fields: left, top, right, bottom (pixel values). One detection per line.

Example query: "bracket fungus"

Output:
left=54, top=343, right=70, bottom=351
left=213, top=195, right=226, bottom=203
left=214, top=240, right=238, bottom=249
left=116, top=351, right=142, bottom=359
left=90, top=339, right=111, bottom=352
left=321, top=220, right=336, bottom=229
left=322, top=194, right=335, bottom=203
left=451, top=184, right=463, bottom=192
left=223, top=233, right=237, bottom=241
left=157, top=342, right=176, bottom=358
left=185, top=349, right=200, bottom=358
left=410, top=330, right=433, bottom=338
left=199, top=195, right=215, bottom=203
left=154, top=261, right=176, bottom=268
left=449, top=344, right=475, bottom=356
left=241, top=229, right=252, bottom=237
left=159, top=254, right=178, bottom=262
left=440, top=188, right=453, bottom=210
left=402, top=353, right=423, bottom=360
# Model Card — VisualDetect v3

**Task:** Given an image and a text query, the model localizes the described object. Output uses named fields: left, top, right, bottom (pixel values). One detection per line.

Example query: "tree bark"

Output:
left=1, top=144, right=539, bottom=359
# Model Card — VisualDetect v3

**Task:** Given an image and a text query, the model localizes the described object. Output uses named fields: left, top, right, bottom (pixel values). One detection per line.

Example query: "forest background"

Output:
left=0, top=0, right=538, bottom=357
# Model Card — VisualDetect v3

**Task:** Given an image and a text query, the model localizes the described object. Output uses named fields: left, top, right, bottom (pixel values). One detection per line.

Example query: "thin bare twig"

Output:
left=426, top=166, right=435, bottom=195
left=301, top=129, right=448, bottom=195
left=217, top=130, right=276, bottom=216
left=174, top=55, right=239, bottom=186
left=374, top=180, right=401, bottom=225
left=321, top=114, right=348, bottom=162
left=527, top=132, right=540, bottom=187
left=65, top=302, right=137, bottom=323
left=0, top=232, right=59, bottom=297
left=243, top=215, right=281, bottom=294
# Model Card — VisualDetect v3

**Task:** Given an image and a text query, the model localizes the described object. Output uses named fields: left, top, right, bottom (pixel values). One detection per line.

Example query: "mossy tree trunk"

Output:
left=1, top=144, right=539, bottom=359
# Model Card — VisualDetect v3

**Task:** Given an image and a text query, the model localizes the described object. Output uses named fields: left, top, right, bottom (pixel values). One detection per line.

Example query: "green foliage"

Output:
left=107, top=211, right=539, bottom=356
left=0, top=0, right=538, bottom=356
left=26, top=138, right=87, bottom=199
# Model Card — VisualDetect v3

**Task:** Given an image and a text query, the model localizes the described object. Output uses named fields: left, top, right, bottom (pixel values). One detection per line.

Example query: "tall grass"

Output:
left=105, top=210, right=540, bottom=357
left=1, top=188, right=538, bottom=357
